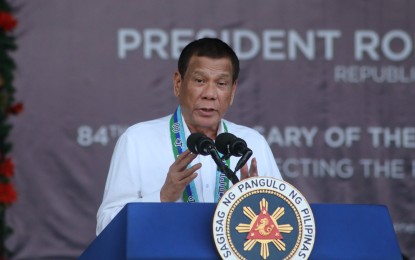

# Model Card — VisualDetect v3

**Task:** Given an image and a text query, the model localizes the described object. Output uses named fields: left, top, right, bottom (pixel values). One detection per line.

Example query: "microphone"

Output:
left=187, top=133, right=239, bottom=184
left=216, top=133, right=248, bottom=156
left=187, top=132, right=215, bottom=156
left=215, top=133, right=253, bottom=172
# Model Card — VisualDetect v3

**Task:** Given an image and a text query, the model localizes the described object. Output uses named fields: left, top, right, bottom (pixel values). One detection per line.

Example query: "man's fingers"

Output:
left=240, top=163, right=249, bottom=180
left=161, top=149, right=201, bottom=202
left=249, top=157, right=258, bottom=177
left=180, top=172, right=198, bottom=186
left=173, top=150, right=197, bottom=171
left=240, top=158, right=258, bottom=180
left=177, top=163, right=202, bottom=181
left=176, top=149, right=192, bottom=161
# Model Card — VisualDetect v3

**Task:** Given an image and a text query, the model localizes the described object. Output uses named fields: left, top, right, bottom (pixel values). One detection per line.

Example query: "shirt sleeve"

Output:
left=261, top=135, right=283, bottom=179
left=256, top=132, right=283, bottom=180
left=96, top=132, right=162, bottom=235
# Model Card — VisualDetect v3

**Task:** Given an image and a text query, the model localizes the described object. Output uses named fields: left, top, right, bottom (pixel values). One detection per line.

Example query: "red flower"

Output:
left=0, top=183, right=17, bottom=204
left=8, top=102, right=24, bottom=115
left=0, top=158, right=14, bottom=177
left=0, top=12, right=17, bottom=32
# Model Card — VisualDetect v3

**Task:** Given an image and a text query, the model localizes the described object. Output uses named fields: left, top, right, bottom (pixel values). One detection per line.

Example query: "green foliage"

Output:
left=0, top=0, right=19, bottom=258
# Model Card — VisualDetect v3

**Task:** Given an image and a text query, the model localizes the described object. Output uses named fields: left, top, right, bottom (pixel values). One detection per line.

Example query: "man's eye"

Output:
left=195, top=79, right=204, bottom=83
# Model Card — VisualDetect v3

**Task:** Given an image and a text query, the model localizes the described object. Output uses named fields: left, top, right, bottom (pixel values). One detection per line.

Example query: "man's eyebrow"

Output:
left=191, top=70, right=231, bottom=78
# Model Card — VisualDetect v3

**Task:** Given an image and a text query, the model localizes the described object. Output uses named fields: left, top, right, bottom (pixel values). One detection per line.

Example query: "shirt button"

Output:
left=205, top=184, right=209, bottom=188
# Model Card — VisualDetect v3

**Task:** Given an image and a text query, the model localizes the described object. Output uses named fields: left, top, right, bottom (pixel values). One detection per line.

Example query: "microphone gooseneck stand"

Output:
left=208, top=147, right=240, bottom=185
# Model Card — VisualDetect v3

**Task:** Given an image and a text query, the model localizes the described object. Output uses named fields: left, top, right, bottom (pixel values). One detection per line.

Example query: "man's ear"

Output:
left=173, top=71, right=181, bottom=97
left=230, top=80, right=237, bottom=105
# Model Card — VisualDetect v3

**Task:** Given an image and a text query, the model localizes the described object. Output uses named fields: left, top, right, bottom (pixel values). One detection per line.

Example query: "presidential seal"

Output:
left=213, top=177, right=315, bottom=260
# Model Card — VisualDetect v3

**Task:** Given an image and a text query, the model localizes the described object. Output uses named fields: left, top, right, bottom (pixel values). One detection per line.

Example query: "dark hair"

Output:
left=178, top=38, right=240, bottom=83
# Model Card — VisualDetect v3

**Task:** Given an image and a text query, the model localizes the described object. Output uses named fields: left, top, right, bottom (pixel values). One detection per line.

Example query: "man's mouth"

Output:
left=198, top=108, right=216, bottom=115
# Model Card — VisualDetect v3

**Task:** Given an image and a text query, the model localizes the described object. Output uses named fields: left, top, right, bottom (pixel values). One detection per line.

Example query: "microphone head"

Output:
left=187, top=132, right=214, bottom=156
left=215, top=133, right=247, bottom=157
left=230, top=137, right=247, bottom=157
left=215, top=133, right=237, bottom=155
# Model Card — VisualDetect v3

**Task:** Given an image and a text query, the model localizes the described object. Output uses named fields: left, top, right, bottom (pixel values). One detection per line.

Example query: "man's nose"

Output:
left=202, top=82, right=218, bottom=100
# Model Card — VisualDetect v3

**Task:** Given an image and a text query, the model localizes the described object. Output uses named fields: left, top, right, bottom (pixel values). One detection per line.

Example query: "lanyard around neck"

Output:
left=169, top=106, right=230, bottom=202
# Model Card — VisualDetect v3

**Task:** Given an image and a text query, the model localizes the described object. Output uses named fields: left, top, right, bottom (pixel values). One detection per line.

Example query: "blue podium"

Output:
left=80, top=203, right=402, bottom=259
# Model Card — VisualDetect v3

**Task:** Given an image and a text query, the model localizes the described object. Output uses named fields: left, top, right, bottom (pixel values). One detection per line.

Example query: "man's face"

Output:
left=174, top=56, right=237, bottom=137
